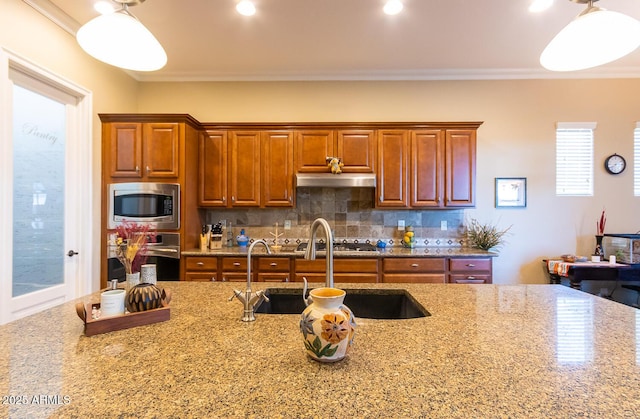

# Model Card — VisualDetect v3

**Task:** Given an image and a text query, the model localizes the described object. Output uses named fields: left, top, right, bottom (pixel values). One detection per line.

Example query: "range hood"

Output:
left=295, top=173, right=376, bottom=188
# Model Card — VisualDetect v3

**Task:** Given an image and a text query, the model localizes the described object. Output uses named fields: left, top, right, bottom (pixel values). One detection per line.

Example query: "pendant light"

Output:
left=540, top=0, right=640, bottom=72
left=76, top=0, right=167, bottom=72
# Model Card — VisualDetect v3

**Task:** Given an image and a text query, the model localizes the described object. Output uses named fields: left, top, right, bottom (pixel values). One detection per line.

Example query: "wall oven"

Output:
left=107, top=182, right=180, bottom=230
left=107, top=232, right=181, bottom=282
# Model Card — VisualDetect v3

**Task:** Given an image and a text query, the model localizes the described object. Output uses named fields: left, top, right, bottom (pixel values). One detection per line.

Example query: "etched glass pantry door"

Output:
left=0, top=49, right=93, bottom=324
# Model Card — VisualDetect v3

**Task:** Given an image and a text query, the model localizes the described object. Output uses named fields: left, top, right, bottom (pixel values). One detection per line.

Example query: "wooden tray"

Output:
left=76, top=289, right=172, bottom=337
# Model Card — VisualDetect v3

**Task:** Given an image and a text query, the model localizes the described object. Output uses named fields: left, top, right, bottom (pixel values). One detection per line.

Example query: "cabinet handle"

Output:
left=135, top=165, right=140, bottom=173
left=270, top=262, right=278, bottom=267
left=466, top=263, right=476, bottom=268
left=231, top=196, right=235, bottom=203
left=196, top=262, right=204, bottom=266
left=233, top=262, right=241, bottom=267
left=289, top=196, right=292, bottom=203
left=222, top=277, right=228, bottom=282
left=146, top=165, right=150, bottom=174
left=467, top=276, right=476, bottom=280
left=410, top=263, right=419, bottom=268
left=211, top=276, right=217, bottom=282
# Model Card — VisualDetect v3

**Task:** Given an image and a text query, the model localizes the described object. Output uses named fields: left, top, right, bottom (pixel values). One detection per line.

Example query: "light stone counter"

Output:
left=1, top=282, right=639, bottom=418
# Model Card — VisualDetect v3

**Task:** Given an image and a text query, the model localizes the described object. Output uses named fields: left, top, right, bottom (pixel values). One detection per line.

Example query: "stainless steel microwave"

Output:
left=107, top=182, right=180, bottom=230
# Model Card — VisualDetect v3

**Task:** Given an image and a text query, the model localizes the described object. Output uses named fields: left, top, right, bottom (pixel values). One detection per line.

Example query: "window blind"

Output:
left=634, top=124, right=640, bottom=196
left=556, top=123, right=595, bottom=196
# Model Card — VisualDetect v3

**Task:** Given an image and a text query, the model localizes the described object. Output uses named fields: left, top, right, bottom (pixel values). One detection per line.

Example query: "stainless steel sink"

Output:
left=254, top=288, right=430, bottom=319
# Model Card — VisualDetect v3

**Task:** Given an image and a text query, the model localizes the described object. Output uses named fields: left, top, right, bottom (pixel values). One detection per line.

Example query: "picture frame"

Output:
left=495, top=177, right=527, bottom=208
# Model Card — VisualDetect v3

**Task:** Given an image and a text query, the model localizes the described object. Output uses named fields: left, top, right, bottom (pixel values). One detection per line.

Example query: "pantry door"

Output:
left=0, top=49, right=93, bottom=324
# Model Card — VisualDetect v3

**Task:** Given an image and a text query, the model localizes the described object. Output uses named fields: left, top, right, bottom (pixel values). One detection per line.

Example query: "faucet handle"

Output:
left=255, top=289, right=270, bottom=303
left=228, top=289, right=243, bottom=302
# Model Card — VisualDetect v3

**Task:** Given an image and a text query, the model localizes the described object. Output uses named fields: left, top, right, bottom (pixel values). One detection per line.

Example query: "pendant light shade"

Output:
left=76, top=4, right=167, bottom=72
left=540, top=2, right=640, bottom=72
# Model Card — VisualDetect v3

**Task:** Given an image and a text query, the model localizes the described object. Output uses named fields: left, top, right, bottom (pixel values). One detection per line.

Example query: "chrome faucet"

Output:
left=304, top=217, right=334, bottom=288
left=229, top=239, right=271, bottom=322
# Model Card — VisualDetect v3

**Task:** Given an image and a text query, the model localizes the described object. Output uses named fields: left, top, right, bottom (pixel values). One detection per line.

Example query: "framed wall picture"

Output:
left=495, top=177, right=527, bottom=208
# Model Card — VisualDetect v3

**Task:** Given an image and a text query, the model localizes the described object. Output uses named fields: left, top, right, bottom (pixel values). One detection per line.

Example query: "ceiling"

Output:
left=34, top=0, right=640, bottom=81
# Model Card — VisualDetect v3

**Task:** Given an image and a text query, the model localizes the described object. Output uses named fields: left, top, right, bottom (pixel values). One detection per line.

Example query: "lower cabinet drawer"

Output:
left=185, top=272, right=217, bottom=282
left=221, top=272, right=248, bottom=282
left=449, top=275, right=491, bottom=284
left=293, top=273, right=378, bottom=283
left=258, top=257, right=291, bottom=272
left=449, top=258, right=492, bottom=272
left=383, top=258, right=446, bottom=272
left=221, top=258, right=248, bottom=271
left=258, top=273, right=290, bottom=282
left=185, top=257, right=218, bottom=271
left=382, top=273, right=446, bottom=283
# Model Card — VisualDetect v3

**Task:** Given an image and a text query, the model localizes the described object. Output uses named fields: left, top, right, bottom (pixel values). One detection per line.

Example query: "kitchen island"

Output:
left=1, top=282, right=639, bottom=418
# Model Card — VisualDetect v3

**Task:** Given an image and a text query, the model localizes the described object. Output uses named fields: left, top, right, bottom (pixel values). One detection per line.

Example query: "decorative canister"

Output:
left=125, top=271, right=140, bottom=291
left=126, top=283, right=163, bottom=312
left=300, top=287, right=356, bottom=363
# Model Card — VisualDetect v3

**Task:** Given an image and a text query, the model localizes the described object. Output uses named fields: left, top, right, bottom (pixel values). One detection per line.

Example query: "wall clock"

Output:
left=604, top=153, right=626, bottom=175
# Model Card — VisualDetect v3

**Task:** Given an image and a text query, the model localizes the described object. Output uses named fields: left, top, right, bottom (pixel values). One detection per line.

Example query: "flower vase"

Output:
left=595, top=235, right=604, bottom=257
left=126, top=272, right=140, bottom=292
left=300, top=287, right=356, bottom=363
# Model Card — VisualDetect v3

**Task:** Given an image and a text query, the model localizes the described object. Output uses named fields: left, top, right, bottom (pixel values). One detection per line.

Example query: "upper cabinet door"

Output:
left=295, top=130, right=335, bottom=172
left=143, top=123, right=180, bottom=178
left=377, top=130, right=409, bottom=208
left=337, top=130, right=376, bottom=173
left=199, top=130, right=228, bottom=207
left=107, top=122, right=143, bottom=178
left=410, top=130, right=444, bottom=207
left=262, top=131, right=294, bottom=207
left=445, top=129, right=476, bottom=207
left=229, top=131, right=261, bottom=207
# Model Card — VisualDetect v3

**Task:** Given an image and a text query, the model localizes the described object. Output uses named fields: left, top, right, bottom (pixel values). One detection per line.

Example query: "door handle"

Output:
left=67, top=250, right=79, bottom=257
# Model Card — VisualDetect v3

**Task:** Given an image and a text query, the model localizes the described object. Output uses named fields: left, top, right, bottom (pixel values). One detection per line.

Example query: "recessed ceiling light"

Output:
left=384, top=0, right=403, bottom=16
left=236, top=0, right=256, bottom=16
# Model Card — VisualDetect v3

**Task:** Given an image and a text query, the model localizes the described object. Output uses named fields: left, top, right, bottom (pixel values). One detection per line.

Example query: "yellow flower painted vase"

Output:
left=300, top=287, right=356, bottom=363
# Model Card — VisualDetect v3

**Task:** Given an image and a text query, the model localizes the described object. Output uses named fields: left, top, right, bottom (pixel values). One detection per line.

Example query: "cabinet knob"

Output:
left=410, top=263, right=419, bottom=268
left=222, top=196, right=226, bottom=203
left=466, top=263, right=476, bottom=268
left=270, top=262, right=278, bottom=267
left=289, top=196, right=292, bottom=203
left=211, top=276, right=217, bottom=282
left=233, top=262, right=241, bottom=267
left=135, top=165, right=140, bottom=173
left=231, top=196, right=235, bottom=203
left=196, top=262, right=204, bottom=266
left=467, top=276, right=476, bottom=280
left=146, top=165, right=150, bottom=174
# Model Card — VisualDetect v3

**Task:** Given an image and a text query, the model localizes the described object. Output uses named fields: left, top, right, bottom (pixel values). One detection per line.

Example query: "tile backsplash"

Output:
left=204, top=187, right=466, bottom=247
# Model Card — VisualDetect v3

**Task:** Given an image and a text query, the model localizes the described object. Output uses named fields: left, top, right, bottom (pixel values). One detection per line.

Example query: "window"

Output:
left=556, top=122, right=596, bottom=196
left=634, top=123, right=640, bottom=196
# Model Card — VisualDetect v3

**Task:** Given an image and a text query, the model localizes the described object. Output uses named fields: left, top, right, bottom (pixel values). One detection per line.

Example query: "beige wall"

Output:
left=4, top=0, right=640, bottom=286
left=138, top=80, right=640, bottom=284
left=1, top=0, right=139, bottom=292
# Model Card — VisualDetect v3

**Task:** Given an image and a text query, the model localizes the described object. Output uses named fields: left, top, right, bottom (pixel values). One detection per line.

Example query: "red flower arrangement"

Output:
left=114, top=221, right=156, bottom=274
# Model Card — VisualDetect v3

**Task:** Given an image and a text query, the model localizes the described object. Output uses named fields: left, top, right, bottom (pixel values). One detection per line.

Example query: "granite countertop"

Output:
left=182, top=246, right=496, bottom=258
left=1, top=282, right=639, bottom=417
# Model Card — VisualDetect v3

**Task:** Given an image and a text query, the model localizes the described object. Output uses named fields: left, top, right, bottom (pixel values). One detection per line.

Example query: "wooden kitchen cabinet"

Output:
left=257, top=257, right=291, bottom=282
left=448, top=257, right=492, bottom=284
left=106, top=122, right=180, bottom=179
left=445, top=129, right=476, bottom=207
left=376, top=130, right=409, bottom=207
left=378, top=127, right=477, bottom=209
left=294, top=258, right=379, bottom=283
left=221, top=257, right=250, bottom=282
left=199, top=130, right=228, bottom=206
left=184, top=256, right=218, bottom=282
left=410, top=130, right=444, bottom=207
left=382, top=258, right=446, bottom=283
left=295, top=129, right=376, bottom=173
left=261, top=131, right=294, bottom=207
left=229, top=131, right=261, bottom=207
